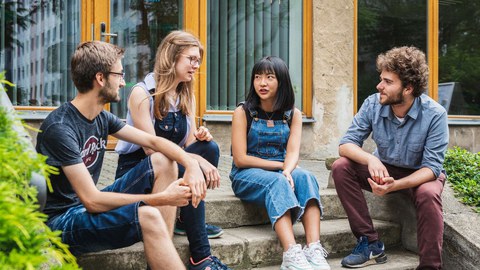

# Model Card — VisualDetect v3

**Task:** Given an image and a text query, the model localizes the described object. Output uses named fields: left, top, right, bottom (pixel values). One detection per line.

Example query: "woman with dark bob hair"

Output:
left=230, top=56, right=331, bottom=270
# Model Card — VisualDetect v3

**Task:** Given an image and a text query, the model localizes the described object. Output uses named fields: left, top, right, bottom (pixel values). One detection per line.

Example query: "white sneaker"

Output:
left=303, top=241, right=331, bottom=270
left=280, top=244, right=314, bottom=270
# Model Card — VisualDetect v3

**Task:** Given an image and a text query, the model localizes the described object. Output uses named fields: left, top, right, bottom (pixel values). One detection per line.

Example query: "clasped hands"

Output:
left=367, top=157, right=396, bottom=196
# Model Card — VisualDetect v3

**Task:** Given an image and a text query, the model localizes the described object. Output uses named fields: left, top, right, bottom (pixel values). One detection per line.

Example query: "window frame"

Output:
left=12, top=0, right=312, bottom=121
left=354, top=0, right=480, bottom=120
left=184, top=0, right=314, bottom=122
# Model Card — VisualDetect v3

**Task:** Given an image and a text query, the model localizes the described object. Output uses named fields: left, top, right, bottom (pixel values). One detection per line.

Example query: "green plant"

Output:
left=444, top=147, right=480, bottom=212
left=0, top=75, right=79, bottom=269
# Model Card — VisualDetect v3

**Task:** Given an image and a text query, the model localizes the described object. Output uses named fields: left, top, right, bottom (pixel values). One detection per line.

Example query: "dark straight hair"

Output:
left=244, top=56, right=295, bottom=112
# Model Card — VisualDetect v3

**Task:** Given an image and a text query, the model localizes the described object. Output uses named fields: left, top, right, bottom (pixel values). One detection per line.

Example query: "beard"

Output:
left=380, top=89, right=404, bottom=105
left=98, top=80, right=120, bottom=103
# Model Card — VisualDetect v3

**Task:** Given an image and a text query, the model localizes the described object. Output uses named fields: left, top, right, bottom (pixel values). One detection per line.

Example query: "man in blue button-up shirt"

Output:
left=332, top=46, right=448, bottom=270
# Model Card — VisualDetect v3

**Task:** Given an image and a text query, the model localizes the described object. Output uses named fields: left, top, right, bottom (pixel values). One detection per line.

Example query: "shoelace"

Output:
left=291, top=248, right=310, bottom=265
left=309, top=243, right=329, bottom=258
left=352, top=238, right=369, bottom=254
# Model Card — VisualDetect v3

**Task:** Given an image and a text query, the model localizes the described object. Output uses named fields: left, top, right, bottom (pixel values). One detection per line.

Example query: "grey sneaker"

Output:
left=281, top=244, right=314, bottom=270
left=303, top=241, right=331, bottom=270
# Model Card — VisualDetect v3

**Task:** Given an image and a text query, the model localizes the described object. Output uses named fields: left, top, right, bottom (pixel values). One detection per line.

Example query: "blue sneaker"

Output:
left=174, top=218, right=224, bottom=239
left=188, top=255, right=231, bottom=270
left=341, top=236, right=387, bottom=268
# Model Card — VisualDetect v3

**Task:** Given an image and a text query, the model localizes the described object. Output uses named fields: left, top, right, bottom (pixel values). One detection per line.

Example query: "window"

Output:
left=438, top=1, right=480, bottom=116
left=357, top=0, right=427, bottom=111
left=206, top=0, right=305, bottom=112
left=0, top=0, right=80, bottom=106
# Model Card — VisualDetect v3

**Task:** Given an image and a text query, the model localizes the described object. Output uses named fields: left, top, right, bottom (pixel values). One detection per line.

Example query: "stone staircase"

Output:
left=78, top=153, right=418, bottom=269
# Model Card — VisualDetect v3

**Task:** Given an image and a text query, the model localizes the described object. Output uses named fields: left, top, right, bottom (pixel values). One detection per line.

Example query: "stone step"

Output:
left=78, top=218, right=402, bottom=270
left=205, top=188, right=346, bottom=228
left=253, top=248, right=418, bottom=270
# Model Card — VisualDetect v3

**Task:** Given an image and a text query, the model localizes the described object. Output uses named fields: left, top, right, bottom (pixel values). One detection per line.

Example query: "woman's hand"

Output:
left=282, top=170, right=295, bottom=191
left=198, top=158, right=221, bottom=189
left=194, top=126, right=213, bottom=142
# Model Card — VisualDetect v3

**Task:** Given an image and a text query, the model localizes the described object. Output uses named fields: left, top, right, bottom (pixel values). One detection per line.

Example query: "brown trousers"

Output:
left=332, top=157, right=445, bottom=270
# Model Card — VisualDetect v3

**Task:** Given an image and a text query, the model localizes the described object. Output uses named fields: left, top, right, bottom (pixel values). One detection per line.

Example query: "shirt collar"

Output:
left=379, top=95, right=421, bottom=120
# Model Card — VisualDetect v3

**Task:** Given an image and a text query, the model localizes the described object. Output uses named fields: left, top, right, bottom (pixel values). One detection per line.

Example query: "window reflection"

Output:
left=109, top=0, right=182, bottom=118
left=439, top=1, right=480, bottom=116
left=0, top=0, right=80, bottom=107
left=357, top=0, right=427, bottom=110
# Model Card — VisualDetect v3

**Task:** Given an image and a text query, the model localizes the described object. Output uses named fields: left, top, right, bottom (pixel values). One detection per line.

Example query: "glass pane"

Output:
left=439, top=1, right=480, bottom=116
left=0, top=0, right=80, bottom=106
left=109, top=0, right=183, bottom=119
left=357, top=0, right=427, bottom=110
left=207, top=0, right=303, bottom=111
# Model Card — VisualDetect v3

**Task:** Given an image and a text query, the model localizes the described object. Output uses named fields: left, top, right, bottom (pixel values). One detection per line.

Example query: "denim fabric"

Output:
left=154, top=111, right=188, bottom=146
left=178, top=140, right=219, bottom=262
left=340, top=93, right=449, bottom=178
left=46, top=157, right=154, bottom=255
left=115, top=148, right=147, bottom=179
left=115, top=140, right=220, bottom=262
left=230, top=115, right=323, bottom=229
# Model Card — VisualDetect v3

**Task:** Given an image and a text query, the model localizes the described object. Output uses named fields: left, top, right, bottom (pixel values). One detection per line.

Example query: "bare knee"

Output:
left=138, top=206, right=169, bottom=237
left=150, top=152, right=177, bottom=181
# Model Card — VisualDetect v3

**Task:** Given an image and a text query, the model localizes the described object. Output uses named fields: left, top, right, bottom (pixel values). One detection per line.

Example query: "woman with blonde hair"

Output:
left=115, top=30, right=230, bottom=270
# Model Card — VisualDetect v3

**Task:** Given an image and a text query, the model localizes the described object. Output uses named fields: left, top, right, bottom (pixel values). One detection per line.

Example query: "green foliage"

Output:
left=0, top=80, right=79, bottom=269
left=444, top=147, right=480, bottom=212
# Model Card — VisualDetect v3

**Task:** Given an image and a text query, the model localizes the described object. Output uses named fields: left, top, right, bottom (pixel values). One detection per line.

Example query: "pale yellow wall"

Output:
left=302, top=0, right=355, bottom=159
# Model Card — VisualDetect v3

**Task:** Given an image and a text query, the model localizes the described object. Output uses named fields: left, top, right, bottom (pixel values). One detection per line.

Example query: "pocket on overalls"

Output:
left=155, top=114, right=175, bottom=139
left=256, top=131, right=282, bottom=157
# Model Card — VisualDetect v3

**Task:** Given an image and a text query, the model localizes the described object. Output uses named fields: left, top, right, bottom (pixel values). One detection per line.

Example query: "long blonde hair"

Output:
left=152, top=30, right=204, bottom=119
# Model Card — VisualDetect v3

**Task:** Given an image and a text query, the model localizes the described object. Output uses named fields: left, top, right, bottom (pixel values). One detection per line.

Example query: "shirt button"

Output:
left=174, top=128, right=178, bottom=132
left=165, top=125, right=168, bottom=129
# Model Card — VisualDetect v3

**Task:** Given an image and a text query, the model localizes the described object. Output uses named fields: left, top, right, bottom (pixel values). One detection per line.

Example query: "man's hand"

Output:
left=367, top=156, right=390, bottom=184
left=198, top=158, right=220, bottom=189
left=194, top=126, right=213, bottom=142
left=368, top=177, right=395, bottom=196
left=157, top=179, right=192, bottom=206
left=182, top=161, right=207, bottom=208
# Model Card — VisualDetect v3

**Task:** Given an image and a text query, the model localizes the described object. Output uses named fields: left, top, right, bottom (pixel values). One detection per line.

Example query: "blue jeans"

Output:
left=178, top=140, right=219, bottom=261
left=230, top=166, right=323, bottom=229
left=46, top=157, right=154, bottom=255
left=115, top=140, right=219, bottom=261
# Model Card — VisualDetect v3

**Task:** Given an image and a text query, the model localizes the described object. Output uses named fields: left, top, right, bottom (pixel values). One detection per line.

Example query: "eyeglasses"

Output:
left=181, top=54, right=202, bottom=66
left=108, top=71, right=125, bottom=80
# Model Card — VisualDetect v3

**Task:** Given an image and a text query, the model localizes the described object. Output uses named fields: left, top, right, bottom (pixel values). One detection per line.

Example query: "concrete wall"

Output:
left=448, top=125, right=480, bottom=153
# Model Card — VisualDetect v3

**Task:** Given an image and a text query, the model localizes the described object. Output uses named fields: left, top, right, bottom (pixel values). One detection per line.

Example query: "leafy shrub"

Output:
left=0, top=73, right=79, bottom=269
left=444, top=147, right=480, bottom=212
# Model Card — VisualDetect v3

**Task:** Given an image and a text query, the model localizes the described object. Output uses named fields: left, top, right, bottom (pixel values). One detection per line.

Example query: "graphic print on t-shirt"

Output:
left=81, top=135, right=107, bottom=168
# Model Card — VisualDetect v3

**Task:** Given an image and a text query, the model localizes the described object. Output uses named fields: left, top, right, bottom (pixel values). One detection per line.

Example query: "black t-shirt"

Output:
left=36, top=102, right=125, bottom=219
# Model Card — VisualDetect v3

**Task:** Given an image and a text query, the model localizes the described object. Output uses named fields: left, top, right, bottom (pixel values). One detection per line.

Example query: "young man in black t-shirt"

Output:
left=36, top=41, right=207, bottom=269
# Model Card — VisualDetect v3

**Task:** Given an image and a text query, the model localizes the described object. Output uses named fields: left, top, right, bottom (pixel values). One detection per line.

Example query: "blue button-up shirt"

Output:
left=340, top=93, right=449, bottom=178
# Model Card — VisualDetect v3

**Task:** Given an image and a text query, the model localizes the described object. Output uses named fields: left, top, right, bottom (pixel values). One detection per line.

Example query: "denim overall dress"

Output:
left=230, top=107, right=323, bottom=229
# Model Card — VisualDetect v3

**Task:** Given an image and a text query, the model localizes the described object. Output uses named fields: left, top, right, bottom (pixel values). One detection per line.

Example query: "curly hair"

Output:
left=376, top=46, right=429, bottom=97
left=152, top=30, right=203, bottom=119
